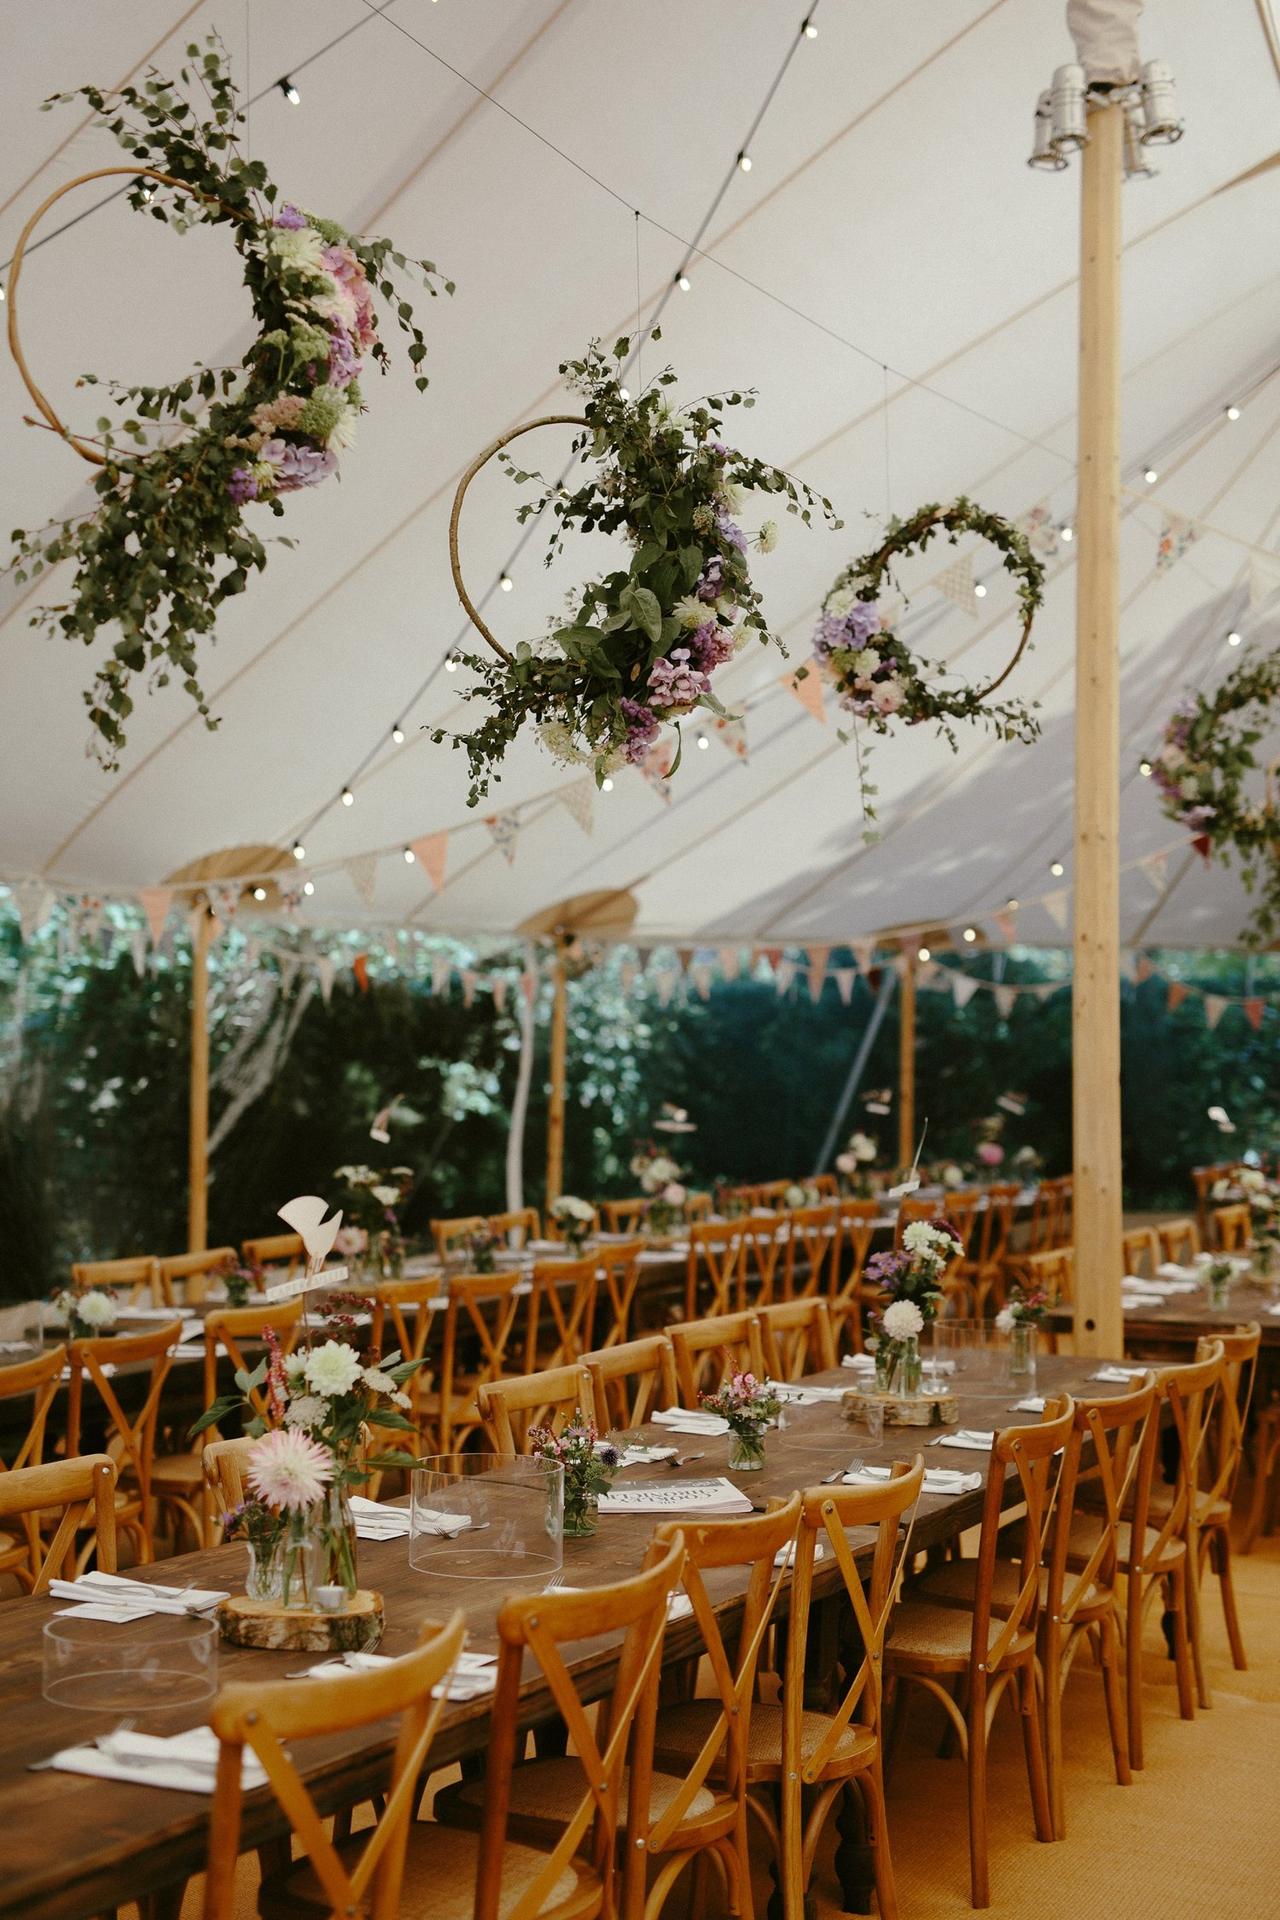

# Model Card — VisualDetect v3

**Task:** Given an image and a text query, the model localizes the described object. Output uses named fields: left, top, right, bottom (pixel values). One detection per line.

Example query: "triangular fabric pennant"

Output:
left=806, top=945, right=831, bottom=997
left=780, top=666, right=827, bottom=724
left=712, top=713, right=749, bottom=760
left=462, top=969, right=477, bottom=1009
left=410, top=831, right=449, bottom=892
left=833, top=967, right=856, bottom=1005
left=775, top=958, right=796, bottom=996
left=929, top=549, right=978, bottom=616
left=432, top=957, right=452, bottom=997
left=719, top=947, right=740, bottom=982
left=557, top=778, right=595, bottom=837
left=138, top=887, right=173, bottom=948
left=1042, top=889, right=1070, bottom=932
left=1166, top=980, right=1188, bottom=1012
left=1204, top=993, right=1228, bottom=1031
left=1243, top=997, right=1265, bottom=1031
left=353, top=952, right=370, bottom=993
left=1191, top=832, right=1213, bottom=861
left=130, top=930, right=147, bottom=977
left=492, top=976, right=509, bottom=1014
left=993, top=910, right=1017, bottom=944
left=520, top=970, right=537, bottom=1006
left=1034, top=982, right=1058, bottom=1003
left=851, top=939, right=876, bottom=976
left=762, top=947, right=784, bottom=974
left=278, top=954, right=299, bottom=993
left=676, top=947, right=694, bottom=976
left=345, top=853, right=378, bottom=907
left=690, top=963, right=712, bottom=1001
left=656, top=967, right=677, bottom=1009
left=1155, top=511, right=1198, bottom=572
left=636, top=740, right=676, bottom=802
left=952, top=973, right=980, bottom=1010
left=1142, top=852, right=1169, bottom=895
left=1134, top=953, right=1155, bottom=983
left=315, top=956, right=335, bottom=1005
left=10, top=880, right=55, bottom=944
left=485, top=811, right=520, bottom=865
left=994, top=984, right=1016, bottom=1018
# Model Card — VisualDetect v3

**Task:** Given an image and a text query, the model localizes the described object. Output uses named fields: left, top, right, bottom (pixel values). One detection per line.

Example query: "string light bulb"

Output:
left=1225, top=404, right=1240, bottom=421
left=292, top=841, right=306, bottom=861
left=499, top=572, right=513, bottom=592
left=1050, top=860, right=1065, bottom=877
left=1144, top=466, right=1158, bottom=484
left=391, top=723, right=405, bottom=744
left=802, top=18, right=818, bottom=38
left=1226, top=630, right=1242, bottom=646
left=737, top=152, right=752, bottom=172
left=341, top=787, right=354, bottom=807
left=675, top=272, right=691, bottom=292
left=974, top=582, right=987, bottom=598
left=403, top=846, right=416, bottom=864
left=917, top=945, right=931, bottom=962
left=444, top=651, right=459, bottom=672
left=601, top=776, right=614, bottom=792
left=963, top=926, right=978, bottom=943
left=302, top=879, right=315, bottom=897
left=1060, top=524, right=1074, bottom=542
left=0, top=284, right=6, bottom=302
left=1007, top=897, right=1019, bottom=911
left=278, top=76, right=301, bottom=105
left=696, top=732, right=710, bottom=750
left=1139, top=759, right=1153, bottom=776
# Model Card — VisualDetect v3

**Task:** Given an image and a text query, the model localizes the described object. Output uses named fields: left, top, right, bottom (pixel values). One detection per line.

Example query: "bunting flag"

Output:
left=315, top=956, right=335, bottom=1005
left=461, top=969, right=477, bottom=1009
left=994, top=984, right=1016, bottom=1018
left=130, top=930, right=147, bottom=978
left=1134, top=953, right=1155, bottom=983
left=353, top=953, right=370, bottom=993
left=1033, top=982, right=1058, bottom=1003
left=806, top=944, right=831, bottom=1000
left=851, top=939, right=876, bottom=976
left=1166, top=980, right=1189, bottom=1012
left=780, top=665, right=826, bottom=724
left=207, top=881, right=240, bottom=923
left=719, top=947, right=740, bottom=981
left=343, top=854, right=377, bottom=907
left=432, top=956, right=452, bottom=997
left=636, top=739, right=676, bottom=802
left=712, top=713, right=749, bottom=760
left=1204, top=993, right=1228, bottom=1031
left=656, top=967, right=677, bottom=1009
left=520, top=970, right=537, bottom=1006
left=410, top=831, right=449, bottom=892
left=557, top=779, right=595, bottom=836
left=137, top=886, right=173, bottom=947
left=1017, top=502, right=1062, bottom=558
left=10, top=880, right=54, bottom=944
left=761, top=947, right=783, bottom=974
left=833, top=967, right=856, bottom=1005
left=1248, top=556, right=1280, bottom=610
left=676, top=947, right=694, bottom=975
left=492, top=976, right=509, bottom=1014
left=993, top=910, right=1018, bottom=943
left=1243, top=997, right=1265, bottom=1031
left=1142, top=852, right=1168, bottom=895
left=952, top=973, right=980, bottom=1010
left=690, top=963, right=712, bottom=1001
left=929, top=549, right=978, bottom=616
left=485, top=811, right=520, bottom=864
left=775, top=958, right=796, bottom=996
left=1155, top=511, right=1198, bottom=572
left=1042, top=889, right=1070, bottom=932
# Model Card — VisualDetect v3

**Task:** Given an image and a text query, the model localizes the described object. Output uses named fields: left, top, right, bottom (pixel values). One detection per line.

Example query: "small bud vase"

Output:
left=899, top=1334, right=923, bottom=1395
left=1207, top=1273, right=1231, bottom=1311
left=728, top=1426, right=766, bottom=1473
left=563, top=1487, right=599, bottom=1537
left=1008, top=1324, right=1037, bottom=1382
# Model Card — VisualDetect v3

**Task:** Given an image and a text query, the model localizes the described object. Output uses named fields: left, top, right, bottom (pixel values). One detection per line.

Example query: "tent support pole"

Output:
left=1072, top=99, right=1125, bottom=1357
left=545, top=933, right=569, bottom=1207
left=897, top=950, right=916, bottom=1172
left=813, top=967, right=897, bottom=1175
left=505, top=940, right=536, bottom=1217
left=187, top=907, right=211, bottom=1253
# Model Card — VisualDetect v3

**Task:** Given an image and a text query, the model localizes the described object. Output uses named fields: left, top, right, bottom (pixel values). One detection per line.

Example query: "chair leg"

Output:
left=967, top=1675, right=990, bottom=1909
left=1018, top=1662, right=1055, bottom=1844
left=1169, top=1561, right=1196, bottom=1722
left=1240, top=1425, right=1272, bottom=1553
left=1040, top=1627, right=1065, bottom=1841
left=1211, top=1526, right=1248, bottom=1671
left=778, top=1763, right=804, bottom=1920
left=862, top=1759, right=899, bottom=1920
left=1185, top=1536, right=1211, bottom=1712
left=1098, top=1609, right=1131, bottom=1789
left=1126, top=1569, right=1146, bottom=1772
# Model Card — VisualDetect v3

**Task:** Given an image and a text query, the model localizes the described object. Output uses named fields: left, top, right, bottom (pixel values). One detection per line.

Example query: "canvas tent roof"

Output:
left=1, top=0, right=1277, bottom=949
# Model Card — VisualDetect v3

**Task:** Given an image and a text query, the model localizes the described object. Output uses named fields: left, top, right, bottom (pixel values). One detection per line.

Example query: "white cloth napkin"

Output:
left=60, top=1362, right=116, bottom=1381
left=931, top=1429, right=995, bottom=1451
left=844, top=1465, right=981, bottom=1496
left=599, top=1476, right=753, bottom=1515
left=614, top=1444, right=678, bottom=1467
left=667, top=1592, right=694, bottom=1622
left=46, top=1726, right=265, bottom=1794
left=1090, top=1365, right=1145, bottom=1384
left=840, top=1353, right=877, bottom=1373
left=50, top=1571, right=228, bottom=1616
left=772, top=1382, right=849, bottom=1404
left=773, top=1541, right=827, bottom=1569
left=298, top=1648, right=498, bottom=1701
left=650, top=1407, right=730, bottom=1437
left=1125, top=1277, right=1198, bottom=1296
left=1157, top=1262, right=1199, bottom=1281
left=349, top=1496, right=416, bottom=1540
left=1012, top=1395, right=1046, bottom=1412
left=638, top=1245, right=689, bottom=1264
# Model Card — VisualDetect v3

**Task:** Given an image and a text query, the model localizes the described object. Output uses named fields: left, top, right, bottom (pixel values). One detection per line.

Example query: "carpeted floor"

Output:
left=158, top=1516, right=1280, bottom=1919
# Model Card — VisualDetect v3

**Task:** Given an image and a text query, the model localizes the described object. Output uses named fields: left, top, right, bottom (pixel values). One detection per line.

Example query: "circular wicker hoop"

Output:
left=6, top=166, right=251, bottom=466
left=448, top=414, right=588, bottom=665
left=854, top=501, right=1039, bottom=702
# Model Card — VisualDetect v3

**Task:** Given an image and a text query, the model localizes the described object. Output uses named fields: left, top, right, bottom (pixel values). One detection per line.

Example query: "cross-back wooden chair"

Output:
left=1212, top=1203, right=1250, bottom=1252
left=1157, top=1217, right=1200, bottom=1265
left=963, top=1182, right=1019, bottom=1316
left=582, top=1335, right=678, bottom=1431
left=669, top=1310, right=765, bottom=1407
left=1021, top=1181, right=1059, bottom=1257
left=1158, top=1341, right=1228, bottom=1709
left=241, top=1231, right=305, bottom=1276
left=426, top=1271, right=536, bottom=1455
left=829, top=1200, right=880, bottom=1351
left=1122, top=1227, right=1160, bottom=1278
left=601, top=1196, right=650, bottom=1235
left=756, top=1299, right=837, bottom=1382
left=592, top=1239, right=645, bottom=1348
left=64, top=1319, right=182, bottom=1565
left=885, top=1399, right=1073, bottom=1907
left=1191, top=1161, right=1243, bottom=1243
left=782, top=1204, right=840, bottom=1304
left=0, top=1454, right=116, bottom=1593
left=156, top=1246, right=238, bottom=1308
left=429, top=1535, right=688, bottom=1920
left=489, top=1206, right=541, bottom=1248
left=683, top=1191, right=713, bottom=1222
left=716, top=1182, right=759, bottom=1214
left=0, top=1345, right=67, bottom=1591
left=809, top=1173, right=838, bottom=1199
left=1017, top=1248, right=1074, bottom=1349
left=367, top=1278, right=443, bottom=1466
left=202, top=1436, right=256, bottom=1517
left=71, top=1255, right=160, bottom=1307
left=1047, top=1174, right=1073, bottom=1248
left=737, top=1213, right=785, bottom=1308
left=430, top=1215, right=488, bottom=1262
left=152, top=1299, right=306, bottom=1548
left=524, top=1255, right=598, bottom=1373
left=684, top=1220, right=748, bottom=1320
left=476, top=1363, right=594, bottom=1454
left=203, top=1612, right=469, bottom=1920
left=753, top=1178, right=794, bottom=1211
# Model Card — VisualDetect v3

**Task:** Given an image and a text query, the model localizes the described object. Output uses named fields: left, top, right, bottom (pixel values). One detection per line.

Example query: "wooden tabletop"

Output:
left=1044, top=1279, right=1280, bottom=1349
left=0, top=1349, right=1135, bottom=1920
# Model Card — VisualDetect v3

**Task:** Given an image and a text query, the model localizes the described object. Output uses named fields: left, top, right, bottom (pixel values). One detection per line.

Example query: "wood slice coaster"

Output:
left=841, top=1388, right=960, bottom=1428
left=217, top=1589, right=384, bottom=1652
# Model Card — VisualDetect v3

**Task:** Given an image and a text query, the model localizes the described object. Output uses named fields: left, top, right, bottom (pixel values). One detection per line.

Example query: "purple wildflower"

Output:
left=845, top=600, right=881, bottom=644
left=274, top=204, right=308, bottom=230
left=327, top=325, right=363, bottom=387
left=716, top=508, right=747, bottom=554
left=620, top=698, right=660, bottom=762
left=647, top=649, right=711, bottom=712
left=697, top=557, right=725, bottom=603
left=227, top=467, right=259, bottom=506
left=258, top=439, right=338, bottom=492
left=687, top=620, right=735, bottom=674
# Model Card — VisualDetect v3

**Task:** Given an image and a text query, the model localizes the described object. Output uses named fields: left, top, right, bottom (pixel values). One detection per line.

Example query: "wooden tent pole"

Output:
left=897, top=949, right=917, bottom=1171
left=188, top=907, right=211, bottom=1253
left=1072, top=99, right=1125, bottom=1356
left=545, top=934, right=569, bottom=1207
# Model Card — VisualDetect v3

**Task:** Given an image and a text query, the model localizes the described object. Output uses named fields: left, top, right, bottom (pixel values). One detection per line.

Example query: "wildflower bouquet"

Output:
left=835, top=1129, right=878, bottom=1196
left=527, top=1409, right=620, bottom=1536
left=217, top=1255, right=262, bottom=1309
left=50, top=1286, right=118, bottom=1340
left=465, top=1228, right=498, bottom=1275
left=334, top=1164, right=414, bottom=1278
left=995, top=1286, right=1048, bottom=1330
left=550, top=1194, right=596, bottom=1255
left=701, top=1368, right=782, bottom=1472
left=864, top=1218, right=962, bottom=1322
left=631, top=1143, right=686, bottom=1236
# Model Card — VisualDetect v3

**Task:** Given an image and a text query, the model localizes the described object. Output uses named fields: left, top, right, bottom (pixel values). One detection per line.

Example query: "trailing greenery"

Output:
left=1149, top=646, right=1280, bottom=945
left=435, top=333, right=841, bottom=801
left=7, top=36, right=450, bottom=766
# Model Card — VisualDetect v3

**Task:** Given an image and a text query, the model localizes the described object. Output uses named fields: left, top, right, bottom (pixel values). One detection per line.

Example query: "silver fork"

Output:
left=29, top=1715, right=141, bottom=1771
left=663, top=1452, right=706, bottom=1470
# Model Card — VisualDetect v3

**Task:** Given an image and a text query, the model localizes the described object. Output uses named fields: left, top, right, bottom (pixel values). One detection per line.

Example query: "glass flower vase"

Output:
left=1207, top=1274, right=1231, bottom=1311
left=899, top=1335, right=923, bottom=1396
left=563, top=1483, right=599, bottom=1538
left=1009, top=1324, right=1037, bottom=1381
left=280, top=1510, right=321, bottom=1611
left=873, top=1346, right=896, bottom=1393
left=314, top=1484, right=360, bottom=1600
left=244, top=1536, right=284, bottom=1605
left=728, top=1426, right=766, bottom=1473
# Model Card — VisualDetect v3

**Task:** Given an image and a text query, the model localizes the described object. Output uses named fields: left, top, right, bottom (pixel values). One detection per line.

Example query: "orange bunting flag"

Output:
left=1166, top=981, right=1189, bottom=1012
left=1134, top=953, right=1154, bottom=983
left=138, top=886, right=173, bottom=948
left=780, top=665, right=826, bottom=724
left=1243, top=997, right=1265, bottom=1031
left=353, top=952, right=370, bottom=993
left=410, top=832, right=449, bottom=892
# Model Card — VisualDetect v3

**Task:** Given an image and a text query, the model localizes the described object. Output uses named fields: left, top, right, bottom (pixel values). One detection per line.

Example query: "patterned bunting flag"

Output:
left=1243, top=997, right=1265, bottom=1031
left=850, top=939, right=876, bottom=976
left=353, top=953, right=370, bottom=993
left=344, top=854, right=378, bottom=908
left=833, top=968, right=855, bottom=1005
left=1204, top=994, right=1228, bottom=1031
left=1142, top=852, right=1168, bottom=896
left=137, top=886, right=173, bottom=947
left=1155, top=512, right=1198, bottom=572
left=636, top=740, right=676, bottom=802
left=806, top=945, right=830, bottom=1000
left=780, top=666, right=826, bottom=724
left=690, top=964, right=712, bottom=1001
left=719, top=947, right=740, bottom=982
left=712, top=714, right=749, bottom=760
left=557, top=779, right=595, bottom=836
left=952, top=974, right=980, bottom=1010
left=994, top=984, right=1016, bottom=1018
left=775, top=958, right=796, bottom=996
left=929, top=550, right=978, bottom=616
left=486, top=812, right=520, bottom=864
left=410, top=831, right=449, bottom=892
left=315, top=956, right=335, bottom=1005
left=490, top=976, right=508, bottom=1013
left=462, top=970, right=477, bottom=1009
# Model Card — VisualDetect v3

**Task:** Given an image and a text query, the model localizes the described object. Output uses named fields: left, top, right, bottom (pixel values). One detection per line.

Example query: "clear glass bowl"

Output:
left=409, top=1454, right=563, bottom=1584
left=42, top=1612, right=218, bottom=1711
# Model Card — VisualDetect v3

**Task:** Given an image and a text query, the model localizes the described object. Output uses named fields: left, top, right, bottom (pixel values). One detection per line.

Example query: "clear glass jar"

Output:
left=728, top=1426, right=766, bottom=1473
left=1009, top=1323, right=1037, bottom=1381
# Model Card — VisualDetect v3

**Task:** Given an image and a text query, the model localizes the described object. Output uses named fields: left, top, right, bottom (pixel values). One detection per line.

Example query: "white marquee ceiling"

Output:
left=1, top=0, right=1277, bottom=950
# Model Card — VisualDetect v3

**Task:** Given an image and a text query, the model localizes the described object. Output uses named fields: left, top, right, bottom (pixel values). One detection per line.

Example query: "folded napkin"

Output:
left=300, top=1648, right=497, bottom=1701
left=349, top=1495, right=415, bottom=1540
left=650, top=1407, right=730, bottom=1437
left=0, top=1338, right=34, bottom=1353
left=1011, top=1396, right=1046, bottom=1413
left=174, top=1345, right=207, bottom=1360
left=638, top=1246, right=689, bottom=1263
left=1125, top=1277, right=1198, bottom=1296
left=599, top=1476, right=754, bottom=1515
left=844, top=1465, right=981, bottom=1496
left=840, top=1353, right=877, bottom=1373
left=668, top=1592, right=695, bottom=1622
left=1090, top=1365, right=1145, bottom=1384
left=1157, top=1262, right=1199, bottom=1281
left=614, top=1444, right=678, bottom=1468
left=772, top=1382, right=850, bottom=1404
left=60, top=1362, right=116, bottom=1381
left=50, top=1571, right=228, bottom=1616
left=930, top=1429, right=995, bottom=1452
left=773, top=1541, right=827, bottom=1569
left=46, top=1726, right=266, bottom=1795
left=1268, top=1303, right=1280, bottom=1318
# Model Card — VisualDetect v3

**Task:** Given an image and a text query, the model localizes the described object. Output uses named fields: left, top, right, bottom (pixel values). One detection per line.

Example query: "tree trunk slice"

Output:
left=841, top=1389, right=960, bottom=1426
left=217, top=1589, right=384, bottom=1652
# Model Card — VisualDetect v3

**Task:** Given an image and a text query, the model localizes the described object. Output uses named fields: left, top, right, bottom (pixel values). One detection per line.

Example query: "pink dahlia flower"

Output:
left=247, top=1427, right=333, bottom=1511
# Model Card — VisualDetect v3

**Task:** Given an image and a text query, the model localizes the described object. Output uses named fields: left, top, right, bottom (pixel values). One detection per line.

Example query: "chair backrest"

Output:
left=156, top=1246, right=238, bottom=1308
left=641, top=1498, right=801, bottom=1859
left=600, top=1196, right=649, bottom=1235
left=240, top=1232, right=305, bottom=1276
left=1191, top=1161, right=1243, bottom=1238
left=64, top=1321, right=182, bottom=1519
left=204, top=1613, right=469, bottom=1920
left=0, top=1345, right=66, bottom=1475
left=937, top=1189, right=983, bottom=1259
left=973, top=1182, right=1020, bottom=1272
left=1122, top=1227, right=1160, bottom=1278
left=736, top=1212, right=784, bottom=1307
left=581, top=1335, right=678, bottom=1430
left=430, top=1215, right=488, bottom=1262
left=1149, top=1342, right=1225, bottom=1563
left=1051, top=1377, right=1158, bottom=1628
left=829, top=1200, right=879, bottom=1349
left=478, top=1536, right=688, bottom=1920
left=525, top=1255, right=598, bottom=1371
left=370, top=1279, right=443, bottom=1384
left=435, top=1273, right=536, bottom=1450
left=684, top=1219, right=747, bottom=1320
left=786, top=1462, right=924, bottom=1783
left=810, top=1173, right=838, bottom=1198
left=669, top=1310, right=764, bottom=1406
left=0, top=1454, right=117, bottom=1590
left=965, top=1399, right=1076, bottom=1676
left=783, top=1204, right=840, bottom=1302
left=1020, top=1246, right=1074, bottom=1304
left=1157, top=1217, right=1200, bottom=1264
left=893, top=1196, right=939, bottom=1249
left=752, top=1179, right=794, bottom=1211
left=1195, top=1324, right=1260, bottom=1507
left=1045, top=1174, right=1073, bottom=1248
left=683, top=1191, right=714, bottom=1221
left=202, top=1300, right=306, bottom=1432
left=476, top=1364, right=594, bottom=1454
left=489, top=1207, right=541, bottom=1248
left=1212, top=1203, right=1250, bottom=1252
left=756, top=1299, right=837, bottom=1380
left=591, top=1239, right=645, bottom=1348
left=202, top=1436, right=256, bottom=1517
left=71, top=1255, right=159, bottom=1306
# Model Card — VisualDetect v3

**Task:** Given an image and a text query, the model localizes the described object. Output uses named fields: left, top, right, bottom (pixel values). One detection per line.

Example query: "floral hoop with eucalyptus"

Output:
left=808, top=498, right=1044, bottom=829
left=1149, top=647, right=1280, bottom=944
left=6, top=37, right=450, bottom=767
left=437, top=333, right=841, bottom=803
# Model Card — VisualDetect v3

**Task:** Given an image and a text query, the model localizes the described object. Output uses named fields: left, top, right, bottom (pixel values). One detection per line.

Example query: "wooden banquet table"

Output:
left=1044, top=1276, right=1280, bottom=1355
left=1, top=1350, right=1136, bottom=1920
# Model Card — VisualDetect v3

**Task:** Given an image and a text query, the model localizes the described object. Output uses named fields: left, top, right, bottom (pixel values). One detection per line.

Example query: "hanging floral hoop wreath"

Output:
left=1149, top=647, right=1280, bottom=945
left=437, top=334, right=841, bottom=803
left=808, top=497, right=1044, bottom=831
left=6, top=37, right=450, bottom=768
